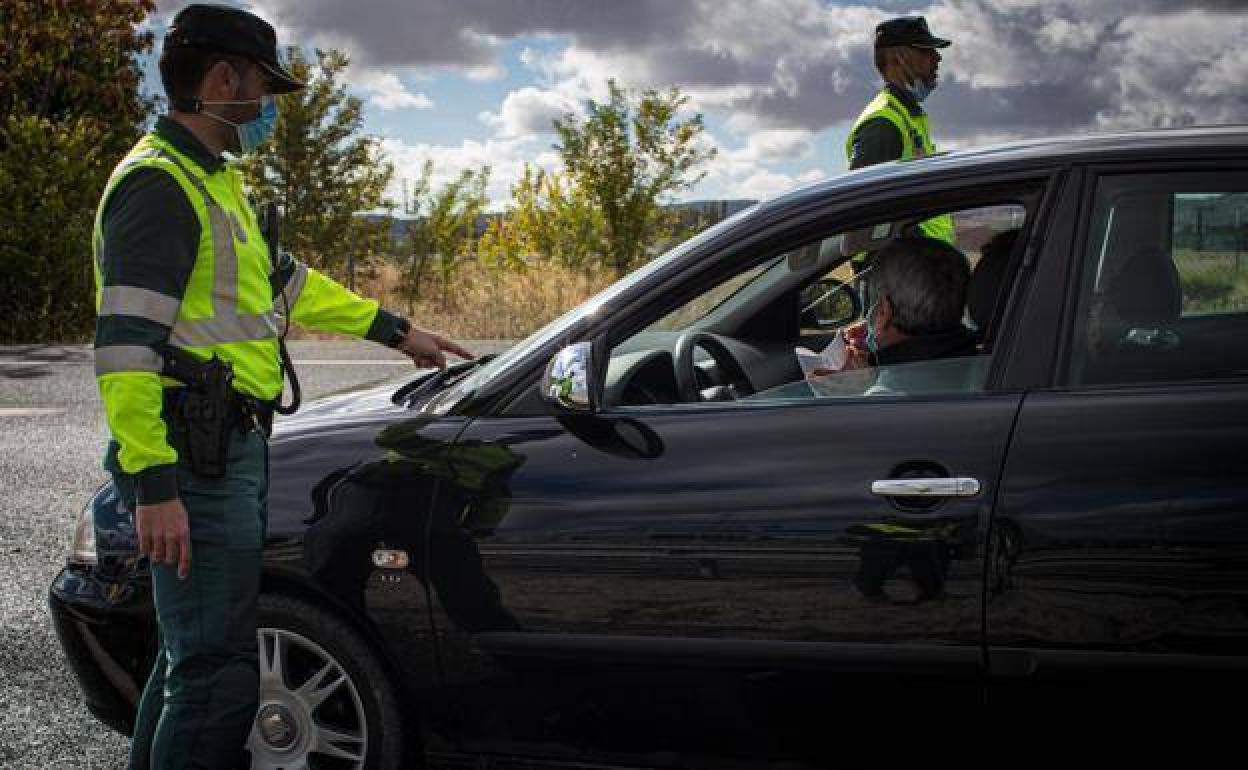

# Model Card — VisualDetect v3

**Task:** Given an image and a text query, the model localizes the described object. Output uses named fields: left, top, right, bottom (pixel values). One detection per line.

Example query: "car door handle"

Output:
left=871, top=477, right=980, bottom=498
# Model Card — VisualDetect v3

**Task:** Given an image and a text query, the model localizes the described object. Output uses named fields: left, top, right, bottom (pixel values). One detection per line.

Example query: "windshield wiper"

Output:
left=391, top=354, right=498, bottom=406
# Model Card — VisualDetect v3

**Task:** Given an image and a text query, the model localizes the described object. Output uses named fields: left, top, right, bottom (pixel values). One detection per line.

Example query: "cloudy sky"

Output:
left=147, top=0, right=1248, bottom=208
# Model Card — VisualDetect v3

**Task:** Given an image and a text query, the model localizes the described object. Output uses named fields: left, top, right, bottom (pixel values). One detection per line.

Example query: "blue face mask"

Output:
left=202, top=94, right=278, bottom=155
left=905, top=78, right=934, bottom=104
left=865, top=300, right=881, bottom=354
left=236, top=95, right=278, bottom=154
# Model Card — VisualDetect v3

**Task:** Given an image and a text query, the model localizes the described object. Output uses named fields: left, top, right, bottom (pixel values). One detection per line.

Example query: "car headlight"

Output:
left=69, top=501, right=97, bottom=567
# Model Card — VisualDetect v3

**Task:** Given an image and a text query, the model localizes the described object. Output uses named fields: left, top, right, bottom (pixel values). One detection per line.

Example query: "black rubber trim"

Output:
left=472, top=632, right=980, bottom=674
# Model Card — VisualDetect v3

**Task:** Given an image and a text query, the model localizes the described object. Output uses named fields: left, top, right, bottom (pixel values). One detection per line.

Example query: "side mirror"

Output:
left=799, top=279, right=861, bottom=330
left=543, top=342, right=598, bottom=413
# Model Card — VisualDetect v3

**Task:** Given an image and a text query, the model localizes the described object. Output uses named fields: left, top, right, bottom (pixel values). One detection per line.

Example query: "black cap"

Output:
left=164, top=3, right=304, bottom=93
left=874, top=16, right=951, bottom=49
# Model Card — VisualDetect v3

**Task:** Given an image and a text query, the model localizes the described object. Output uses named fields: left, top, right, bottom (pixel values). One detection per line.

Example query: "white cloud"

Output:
left=480, top=87, right=579, bottom=137
left=380, top=135, right=561, bottom=211
left=229, top=0, right=1248, bottom=198
left=737, top=169, right=807, bottom=199
left=689, top=131, right=829, bottom=201
left=348, top=70, right=433, bottom=111
left=1094, top=9, right=1248, bottom=128
left=732, top=129, right=816, bottom=162
left=259, top=0, right=1248, bottom=146
left=464, top=63, right=510, bottom=82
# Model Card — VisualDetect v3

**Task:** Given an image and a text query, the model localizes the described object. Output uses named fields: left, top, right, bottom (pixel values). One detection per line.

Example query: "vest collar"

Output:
left=153, top=115, right=226, bottom=175
left=885, top=82, right=925, bottom=117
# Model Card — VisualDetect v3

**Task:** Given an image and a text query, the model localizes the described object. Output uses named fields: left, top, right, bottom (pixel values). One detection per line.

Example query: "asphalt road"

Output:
left=0, top=339, right=511, bottom=769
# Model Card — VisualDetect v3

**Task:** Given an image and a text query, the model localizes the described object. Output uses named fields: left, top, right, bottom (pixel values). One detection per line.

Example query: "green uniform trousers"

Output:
left=107, top=428, right=268, bottom=770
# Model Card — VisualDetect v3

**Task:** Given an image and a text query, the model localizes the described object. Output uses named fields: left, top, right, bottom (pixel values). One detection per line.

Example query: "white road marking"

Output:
left=0, top=408, right=67, bottom=417
left=0, top=358, right=410, bottom=366
left=292, top=359, right=412, bottom=365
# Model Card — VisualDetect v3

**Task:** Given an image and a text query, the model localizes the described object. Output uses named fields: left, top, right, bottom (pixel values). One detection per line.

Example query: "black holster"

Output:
left=161, top=348, right=247, bottom=479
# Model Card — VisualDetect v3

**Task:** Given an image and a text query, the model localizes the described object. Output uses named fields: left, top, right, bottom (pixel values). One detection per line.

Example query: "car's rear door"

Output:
left=986, top=161, right=1248, bottom=704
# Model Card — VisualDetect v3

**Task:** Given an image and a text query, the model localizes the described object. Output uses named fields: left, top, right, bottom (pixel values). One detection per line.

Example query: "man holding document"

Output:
left=801, top=236, right=975, bottom=396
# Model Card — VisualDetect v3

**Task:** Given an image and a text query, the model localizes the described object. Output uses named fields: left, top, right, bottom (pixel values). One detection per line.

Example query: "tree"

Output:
left=239, top=48, right=393, bottom=279
left=0, top=0, right=156, bottom=156
left=402, top=160, right=490, bottom=304
left=553, top=80, right=716, bottom=275
left=0, top=0, right=157, bottom=342
left=478, top=165, right=605, bottom=273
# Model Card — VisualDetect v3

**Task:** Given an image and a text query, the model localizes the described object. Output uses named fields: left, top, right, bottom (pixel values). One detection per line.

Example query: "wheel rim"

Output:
left=248, top=627, right=369, bottom=770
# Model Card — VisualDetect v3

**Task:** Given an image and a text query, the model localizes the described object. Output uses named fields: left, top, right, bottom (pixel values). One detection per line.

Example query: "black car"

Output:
left=52, top=126, right=1248, bottom=768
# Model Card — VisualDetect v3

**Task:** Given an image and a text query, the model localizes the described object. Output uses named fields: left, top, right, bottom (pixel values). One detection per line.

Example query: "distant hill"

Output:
left=359, top=199, right=759, bottom=249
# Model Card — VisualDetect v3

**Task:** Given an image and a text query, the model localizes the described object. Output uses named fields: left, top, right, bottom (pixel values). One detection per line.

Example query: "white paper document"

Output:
left=794, top=334, right=848, bottom=378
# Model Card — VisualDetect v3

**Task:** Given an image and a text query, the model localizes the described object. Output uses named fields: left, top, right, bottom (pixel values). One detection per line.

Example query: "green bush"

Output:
left=0, top=114, right=110, bottom=342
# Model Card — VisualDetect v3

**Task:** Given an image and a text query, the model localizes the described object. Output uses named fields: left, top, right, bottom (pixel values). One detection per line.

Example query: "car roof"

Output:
left=764, top=124, right=1248, bottom=213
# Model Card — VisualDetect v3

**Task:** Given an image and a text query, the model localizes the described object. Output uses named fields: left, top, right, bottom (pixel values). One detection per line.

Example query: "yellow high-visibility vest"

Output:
left=846, top=89, right=955, bottom=243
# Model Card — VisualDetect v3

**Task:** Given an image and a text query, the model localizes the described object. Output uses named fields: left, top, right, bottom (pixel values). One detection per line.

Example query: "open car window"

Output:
left=607, top=200, right=1031, bottom=408
left=645, top=257, right=780, bottom=332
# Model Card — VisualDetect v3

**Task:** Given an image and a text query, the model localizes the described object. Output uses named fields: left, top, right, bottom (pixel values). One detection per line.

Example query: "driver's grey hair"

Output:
left=871, top=237, right=970, bottom=335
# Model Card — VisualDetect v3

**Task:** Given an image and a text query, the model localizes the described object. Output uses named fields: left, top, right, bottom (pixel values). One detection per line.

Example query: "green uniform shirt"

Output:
left=95, top=117, right=404, bottom=504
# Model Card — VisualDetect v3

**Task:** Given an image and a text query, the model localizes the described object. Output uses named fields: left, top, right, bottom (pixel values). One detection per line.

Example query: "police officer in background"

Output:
left=91, top=5, right=472, bottom=768
left=846, top=15, right=955, bottom=242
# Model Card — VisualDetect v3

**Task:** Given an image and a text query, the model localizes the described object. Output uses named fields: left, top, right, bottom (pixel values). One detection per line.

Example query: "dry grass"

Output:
left=289, top=258, right=616, bottom=341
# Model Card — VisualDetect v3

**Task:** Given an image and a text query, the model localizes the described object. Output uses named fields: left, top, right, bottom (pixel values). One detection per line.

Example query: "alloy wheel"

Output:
left=248, top=627, right=369, bottom=770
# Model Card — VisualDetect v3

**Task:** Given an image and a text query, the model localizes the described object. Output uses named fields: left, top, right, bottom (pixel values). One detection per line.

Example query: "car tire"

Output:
left=248, top=593, right=406, bottom=770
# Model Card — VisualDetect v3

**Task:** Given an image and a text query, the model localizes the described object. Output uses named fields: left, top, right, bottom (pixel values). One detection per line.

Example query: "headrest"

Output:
left=1104, top=247, right=1182, bottom=324
left=968, top=231, right=1017, bottom=331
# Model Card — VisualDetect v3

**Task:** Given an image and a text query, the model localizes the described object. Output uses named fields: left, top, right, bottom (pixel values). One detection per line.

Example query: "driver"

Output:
left=812, top=236, right=975, bottom=395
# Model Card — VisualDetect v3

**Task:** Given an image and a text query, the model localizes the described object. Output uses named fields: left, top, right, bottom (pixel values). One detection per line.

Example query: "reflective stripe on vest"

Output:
left=97, top=286, right=181, bottom=326
left=94, top=345, right=164, bottom=376
left=94, top=147, right=281, bottom=350
left=280, top=261, right=309, bottom=309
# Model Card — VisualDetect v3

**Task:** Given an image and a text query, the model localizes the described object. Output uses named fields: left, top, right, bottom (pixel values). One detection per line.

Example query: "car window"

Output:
left=433, top=203, right=760, bottom=412
left=1173, top=192, right=1248, bottom=316
left=1069, top=172, right=1248, bottom=386
left=646, top=258, right=778, bottom=332
left=608, top=200, right=1030, bottom=407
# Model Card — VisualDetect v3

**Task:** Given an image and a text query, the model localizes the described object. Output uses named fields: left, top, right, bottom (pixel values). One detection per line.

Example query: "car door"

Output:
left=987, top=164, right=1248, bottom=703
left=428, top=182, right=1056, bottom=767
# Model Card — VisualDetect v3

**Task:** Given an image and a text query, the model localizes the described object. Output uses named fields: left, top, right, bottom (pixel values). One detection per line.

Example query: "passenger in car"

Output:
left=813, top=236, right=976, bottom=395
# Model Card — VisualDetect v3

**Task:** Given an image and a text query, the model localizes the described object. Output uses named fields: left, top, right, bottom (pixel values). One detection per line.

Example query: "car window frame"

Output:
left=591, top=177, right=1057, bottom=416
left=1054, top=159, right=1248, bottom=392
left=485, top=167, right=1066, bottom=418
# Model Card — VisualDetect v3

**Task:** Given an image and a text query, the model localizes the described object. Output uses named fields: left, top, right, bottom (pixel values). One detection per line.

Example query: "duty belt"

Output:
left=162, top=387, right=274, bottom=436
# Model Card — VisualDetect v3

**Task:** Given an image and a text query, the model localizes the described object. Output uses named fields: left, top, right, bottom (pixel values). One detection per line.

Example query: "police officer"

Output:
left=846, top=15, right=954, bottom=242
left=91, top=5, right=472, bottom=768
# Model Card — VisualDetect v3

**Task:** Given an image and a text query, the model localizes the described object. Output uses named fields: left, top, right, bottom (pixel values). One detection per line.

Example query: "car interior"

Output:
left=1072, top=184, right=1248, bottom=386
left=603, top=202, right=1029, bottom=407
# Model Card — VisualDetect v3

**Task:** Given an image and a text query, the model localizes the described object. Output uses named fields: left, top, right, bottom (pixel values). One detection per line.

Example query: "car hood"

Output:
left=270, top=378, right=410, bottom=439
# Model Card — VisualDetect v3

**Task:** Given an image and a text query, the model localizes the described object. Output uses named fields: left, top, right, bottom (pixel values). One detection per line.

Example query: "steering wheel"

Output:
left=671, top=331, right=755, bottom=402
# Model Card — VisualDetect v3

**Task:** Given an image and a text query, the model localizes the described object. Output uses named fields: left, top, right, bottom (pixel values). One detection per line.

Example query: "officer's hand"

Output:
left=136, top=498, right=192, bottom=580
left=396, top=326, right=475, bottom=370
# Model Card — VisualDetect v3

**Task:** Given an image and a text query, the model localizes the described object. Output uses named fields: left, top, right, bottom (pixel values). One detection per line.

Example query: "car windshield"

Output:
left=421, top=203, right=761, bottom=413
